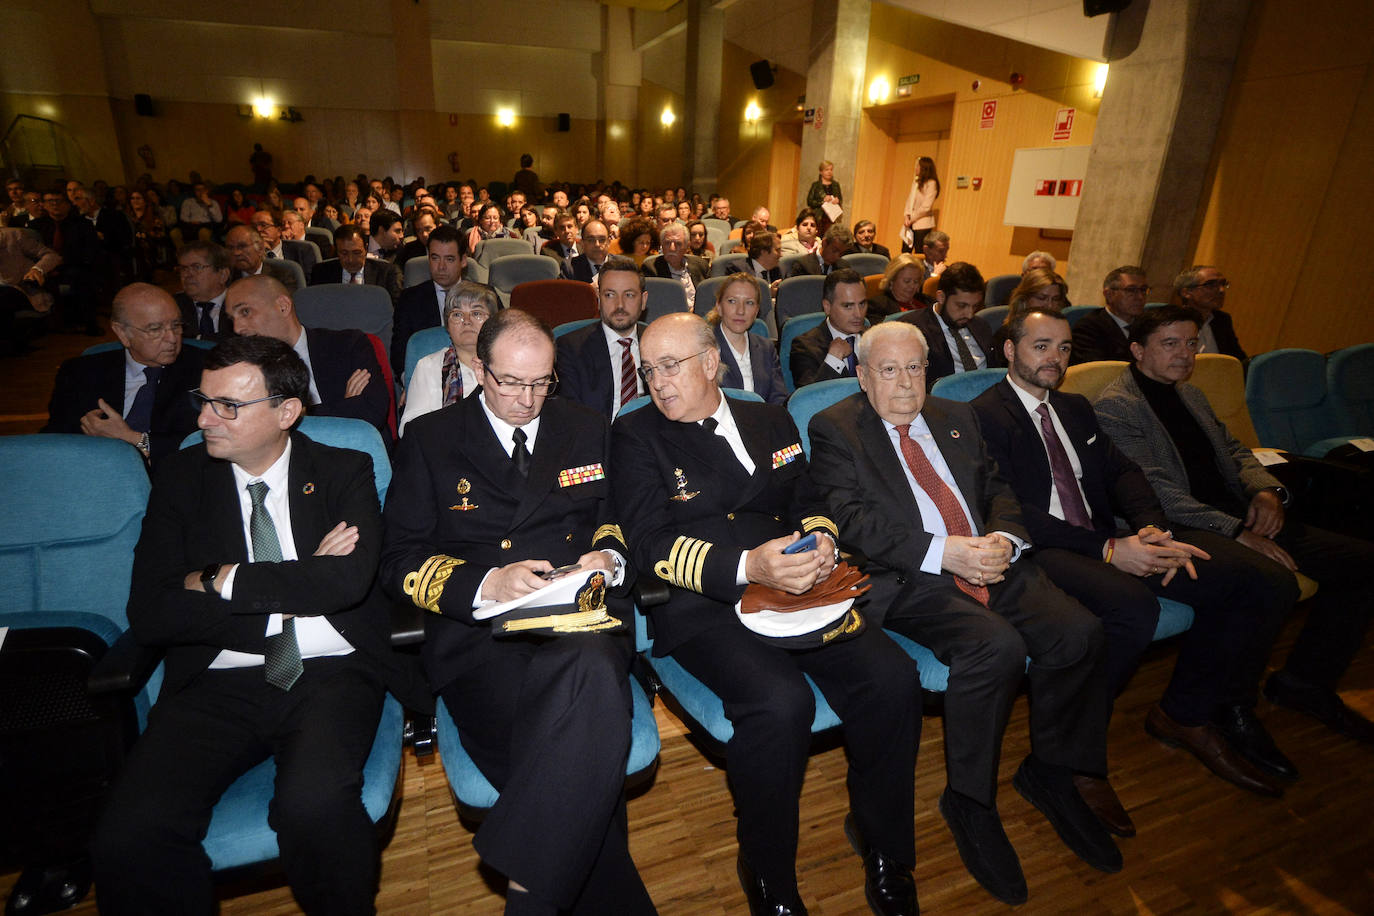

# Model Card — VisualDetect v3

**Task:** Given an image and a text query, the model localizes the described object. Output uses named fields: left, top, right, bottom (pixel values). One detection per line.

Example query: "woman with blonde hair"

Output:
left=993, top=267, right=1070, bottom=353
left=806, top=159, right=842, bottom=233
left=867, top=253, right=927, bottom=320
left=706, top=273, right=787, bottom=404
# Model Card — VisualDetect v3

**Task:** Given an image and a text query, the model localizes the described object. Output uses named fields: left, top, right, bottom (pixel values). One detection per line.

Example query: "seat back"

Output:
left=1326, top=343, right=1374, bottom=435
left=779, top=311, right=827, bottom=393
left=293, top=284, right=394, bottom=355
left=930, top=368, right=1007, bottom=402
left=1246, top=349, right=1341, bottom=452
left=787, top=378, right=862, bottom=457
left=305, top=226, right=333, bottom=259
left=700, top=217, right=732, bottom=237
left=508, top=278, right=598, bottom=328
left=403, top=256, right=430, bottom=289
left=643, top=276, right=691, bottom=323
left=718, top=238, right=742, bottom=254
left=973, top=305, right=1010, bottom=338
left=1061, top=360, right=1128, bottom=402
left=487, top=253, right=560, bottom=295
left=273, top=257, right=307, bottom=290
left=865, top=274, right=885, bottom=300
left=553, top=317, right=601, bottom=339
left=473, top=237, right=530, bottom=267
left=697, top=275, right=773, bottom=324
left=1063, top=304, right=1099, bottom=328
left=709, top=252, right=750, bottom=277
left=780, top=254, right=807, bottom=278
left=403, top=326, right=452, bottom=386
left=775, top=275, right=826, bottom=328
left=616, top=387, right=762, bottom=419
left=844, top=252, right=888, bottom=277
left=1190, top=354, right=1262, bottom=448
left=985, top=273, right=1019, bottom=307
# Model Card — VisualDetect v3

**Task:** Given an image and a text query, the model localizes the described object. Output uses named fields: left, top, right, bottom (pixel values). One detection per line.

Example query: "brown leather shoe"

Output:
left=1072, top=774, right=1135, bottom=838
left=1145, top=704, right=1284, bottom=797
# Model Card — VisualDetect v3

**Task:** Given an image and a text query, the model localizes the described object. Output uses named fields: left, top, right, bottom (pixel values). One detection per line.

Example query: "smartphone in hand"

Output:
left=782, top=533, right=819, bottom=555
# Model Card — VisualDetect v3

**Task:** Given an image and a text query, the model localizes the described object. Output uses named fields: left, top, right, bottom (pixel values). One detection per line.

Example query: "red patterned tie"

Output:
left=895, top=424, right=989, bottom=606
left=618, top=337, right=638, bottom=409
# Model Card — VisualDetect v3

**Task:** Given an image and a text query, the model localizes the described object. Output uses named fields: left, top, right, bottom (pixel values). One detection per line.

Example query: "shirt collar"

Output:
left=478, top=388, right=542, bottom=449
left=1005, top=376, right=1051, bottom=416
left=230, top=436, right=293, bottom=493
left=601, top=321, right=637, bottom=347
left=826, top=319, right=856, bottom=341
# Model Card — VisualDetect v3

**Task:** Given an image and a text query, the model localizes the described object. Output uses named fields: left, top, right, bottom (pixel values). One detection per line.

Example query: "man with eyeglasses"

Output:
left=174, top=241, right=234, bottom=340
left=561, top=219, right=612, bottom=283
left=807, top=320, right=1118, bottom=907
left=1095, top=306, right=1374, bottom=760
left=1071, top=265, right=1151, bottom=364
left=556, top=256, right=647, bottom=418
left=254, top=209, right=318, bottom=277
left=92, top=333, right=415, bottom=915
left=225, top=224, right=301, bottom=293
left=1175, top=265, right=1246, bottom=361
left=613, top=312, right=919, bottom=916
left=43, top=282, right=202, bottom=470
left=382, top=309, right=655, bottom=916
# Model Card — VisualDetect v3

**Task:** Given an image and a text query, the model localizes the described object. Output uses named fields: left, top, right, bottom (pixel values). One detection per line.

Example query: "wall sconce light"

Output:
left=660, top=106, right=676, bottom=127
left=744, top=101, right=762, bottom=124
left=1093, top=63, right=1109, bottom=98
left=867, top=77, right=891, bottom=105
left=496, top=108, right=515, bottom=127
left=252, top=97, right=275, bottom=119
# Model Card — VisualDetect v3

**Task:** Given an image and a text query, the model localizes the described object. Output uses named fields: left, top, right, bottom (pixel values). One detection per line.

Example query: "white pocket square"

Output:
left=1087, top=434, right=1097, bottom=444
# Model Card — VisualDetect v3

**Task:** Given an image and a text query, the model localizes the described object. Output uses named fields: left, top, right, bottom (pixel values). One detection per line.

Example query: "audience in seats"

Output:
left=392, top=224, right=467, bottom=378
left=708, top=196, right=733, bottom=223
left=226, top=274, right=392, bottom=445
left=867, top=253, right=927, bottom=321
left=1021, top=250, right=1057, bottom=274
left=643, top=222, right=705, bottom=310
left=224, top=225, right=300, bottom=293
left=744, top=230, right=784, bottom=295
left=789, top=268, right=870, bottom=390
left=467, top=202, right=515, bottom=255
left=368, top=208, right=405, bottom=264
left=30, top=187, right=103, bottom=334
left=311, top=224, right=402, bottom=307
left=788, top=223, right=855, bottom=278
left=918, top=230, right=950, bottom=284
left=1175, top=265, right=1246, bottom=361
left=896, top=262, right=998, bottom=388
left=556, top=256, right=646, bottom=418
left=174, top=241, right=234, bottom=340
left=1072, top=265, right=1148, bottom=364
left=398, top=282, right=492, bottom=434
left=254, top=210, right=318, bottom=277
left=808, top=320, right=1120, bottom=906
left=708, top=272, right=787, bottom=405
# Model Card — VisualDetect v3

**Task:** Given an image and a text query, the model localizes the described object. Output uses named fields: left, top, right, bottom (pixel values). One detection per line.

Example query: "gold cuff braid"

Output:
left=801, top=515, right=839, bottom=539
left=403, top=554, right=465, bottom=613
left=653, top=535, right=712, bottom=592
left=592, top=523, right=627, bottom=548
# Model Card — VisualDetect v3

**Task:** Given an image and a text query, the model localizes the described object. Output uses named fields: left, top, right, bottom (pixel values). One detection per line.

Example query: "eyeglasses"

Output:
left=1190, top=279, right=1229, bottom=291
left=1112, top=285, right=1150, bottom=296
left=871, top=361, right=928, bottom=381
left=583, top=235, right=609, bottom=243
left=481, top=364, right=557, bottom=396
left=190, top=389, right=285, bottom=419
left=638, top=350, right=708, bottom=383
left=447, top=308, right=490, bottom=325
left=176, top=262, right=215, bottom=275
left=119, top=320, right=186, bottom=337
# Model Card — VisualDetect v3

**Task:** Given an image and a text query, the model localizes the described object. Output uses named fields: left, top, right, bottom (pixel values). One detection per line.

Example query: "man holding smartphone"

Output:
left=381, top=309, right=655, bottom=915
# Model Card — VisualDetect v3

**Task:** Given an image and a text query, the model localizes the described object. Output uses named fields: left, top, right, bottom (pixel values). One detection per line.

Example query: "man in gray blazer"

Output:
left=1094, top=306, right=1374, bottom=767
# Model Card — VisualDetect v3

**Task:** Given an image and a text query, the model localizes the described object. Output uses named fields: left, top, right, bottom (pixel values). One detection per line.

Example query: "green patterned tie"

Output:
left=249, top=481, right=302, bottom=690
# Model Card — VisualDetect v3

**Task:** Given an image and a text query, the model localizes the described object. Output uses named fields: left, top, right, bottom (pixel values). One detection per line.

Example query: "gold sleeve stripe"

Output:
left=801, top=515, right=839, bottom=539
left=592, top=523, right=627, bottom=548
left=403, top=554, right=465, bottom=613
left=653, top=535, right=713, bottom=592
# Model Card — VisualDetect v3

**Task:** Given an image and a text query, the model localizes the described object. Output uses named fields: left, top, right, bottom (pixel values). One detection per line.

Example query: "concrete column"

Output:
left=1066, top=0, right=1251, bottom=303
left=797, top=0, right=870, bottom=215
left=600, top=5, right=642, bottom=182
left=682, top=0, right=724, bottom=190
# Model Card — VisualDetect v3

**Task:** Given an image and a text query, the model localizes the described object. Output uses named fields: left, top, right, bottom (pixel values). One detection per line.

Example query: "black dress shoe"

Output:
left=1012, top=757, right=1122, bottom=874
left=844, top=814, right=919, bottom=916
left=737, top=854, right=808, bottom=916
left=1072, top=774, right=1136, bottom=838
left=1266, top=670, right=1374, bottom=745
left=1211, top=705, right=1299, bottom=781
left=937, top=788, right=1027, bottom=905
left=1145, top=704, right=1283, bottom=797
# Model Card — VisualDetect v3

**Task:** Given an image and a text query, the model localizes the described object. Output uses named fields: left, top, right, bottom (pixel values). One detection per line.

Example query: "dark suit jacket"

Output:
left=42, top=345, right=204, bottom=469
left=392, top=282, right=447, bottom=381
left=381, top=396, right=628, bottom=692
left=174, top=292, right=232, bottom=340
left=643, top=255, right=708, bottom=287
left=715, top=324, right=787, bottom=405
left=786, top=253, right=852, bottom=278
left=1205, top=309, right=1247, bottom=362
left=789, top=322, right=857, bottom=389
left=744, top=258, right=782, bottom=285
left=806, top=393, right=1027, bottom=623
left=847, top=243, right=891, bottom=259
left=1070, top=307, right=1132, bottom=365
left=128, top=431, right=403, bottom=698
left=899, top=306, right=998, bottom=390
left=555, top=321, right=643, bottom=417
left=304, top=326, right=392, bottom=444
left=541, top=240, right=577, bottom=263
left=239, top=257, right=300, bottom=293
left=30, top=213, right=101, bottom=289
left=281, top=240, right=318, bottom=277
left=971, top=380, right=1168, bottom=558
left=309, top=257, right=402, bottom=307
left=612, top=397, right=835, bottom=655
left=560, top=254, right=603, bottom=283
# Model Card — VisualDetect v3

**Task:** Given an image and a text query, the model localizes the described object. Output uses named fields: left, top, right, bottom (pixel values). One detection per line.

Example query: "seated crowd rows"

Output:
left=20, top=164, right=1374, bottom=916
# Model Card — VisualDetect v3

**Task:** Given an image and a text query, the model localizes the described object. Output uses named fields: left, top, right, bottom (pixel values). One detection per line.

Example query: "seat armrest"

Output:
left=88, top=629, right=162, bottom=696
left=633, top=579, right=670, bottom=609
left=390, top=600, right=427, bottom=647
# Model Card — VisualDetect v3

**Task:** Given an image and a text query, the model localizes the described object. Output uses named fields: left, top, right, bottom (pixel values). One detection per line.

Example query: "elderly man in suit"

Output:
left=1094, top=306, right=1374, bottom=755
left=614, top=313, right=919, bottom=916
left=974, top=309, right=1296, bottom=815
left=43, top=282, right=202, bottom=471
left=807, top=320, right=1119, bottom=906
left=787, top=224, right=854, bottom=278
left=789, top=268, right=869, bottom=390
left=174, top=241, right=234, bottom=341
left=540, top=211, right=580, bottom=263
left=253, top=209, right=318, bottom=277
left=225, top=225, right=301, bottom=293
left=226, top=274, right=391, bottom=445
left=382, top=309, right=655, bottom=916
left=310, top=224, right=402, bottom=308
left=90, top=334, right=404, bottom=916
left=1071, top=266, right=1149, bottom=365
left=642, top=222, right=706, bottom=311
left=555, top=256, right=646, bottom=418
left=1174, top=266, right=1246, bottom=361
left=897, top=262, right=997, bottom=389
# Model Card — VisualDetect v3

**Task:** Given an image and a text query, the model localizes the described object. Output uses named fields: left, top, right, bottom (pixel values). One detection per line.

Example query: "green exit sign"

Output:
left=898, top=74, right=920, bottom=86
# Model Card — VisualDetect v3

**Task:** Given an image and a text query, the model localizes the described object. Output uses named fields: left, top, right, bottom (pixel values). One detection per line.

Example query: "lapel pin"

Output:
left=950, top=429, right=961, bottom=439
left=302, top=482, right=315, bottom=494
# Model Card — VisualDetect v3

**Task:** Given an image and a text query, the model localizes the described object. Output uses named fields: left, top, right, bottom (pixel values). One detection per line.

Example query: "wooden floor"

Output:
left=4, top=325, right=1374, bottom=913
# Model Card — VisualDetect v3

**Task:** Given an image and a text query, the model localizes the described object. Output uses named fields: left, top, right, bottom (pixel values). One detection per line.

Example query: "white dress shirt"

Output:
left=122, top=350, right=154, bottom=420
left=822, top=319, right=859, bottom=374
left=290, top=325, right=322, bottom=406
left=935, top=308, right=986, bottom=372
left=601, top=321, right=642, bottom=414
left=1197, top=314, right=1220, bottom=354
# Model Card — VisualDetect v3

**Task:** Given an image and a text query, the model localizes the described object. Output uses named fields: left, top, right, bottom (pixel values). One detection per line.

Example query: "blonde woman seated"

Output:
left=398, top=282, right=494, bottom=434
left=867, top=252, right=927, bottom=320
left=707, top=273, right=787, bottom=405
left=992, top=267, right=1069, bottom=353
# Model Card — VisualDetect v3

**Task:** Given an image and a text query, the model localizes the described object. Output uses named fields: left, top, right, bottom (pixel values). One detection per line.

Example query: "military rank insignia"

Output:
left=772, top=443, right=803, bottom=469
left=449, top=478, right=478, bottom=511
left=557, top=463, right=605, bottom=487
left=670, top=467, right=699, bottom=501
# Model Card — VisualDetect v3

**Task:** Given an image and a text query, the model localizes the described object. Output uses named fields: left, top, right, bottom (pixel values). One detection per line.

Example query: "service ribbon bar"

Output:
left=558, top=462, right=606, bottom=487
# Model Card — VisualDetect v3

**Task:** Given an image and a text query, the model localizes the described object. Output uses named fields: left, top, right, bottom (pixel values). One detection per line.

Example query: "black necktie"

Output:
left=945, top=314, right=978, bottom=371
left=249, top=481, right=302, bottom=691
left=125, top=366, right=163, bottom=432
left=511, top=427, right=531, bottom=477
left=197, top=301, right=216, bottom=338
left=844, top=337, right=858, bottom=376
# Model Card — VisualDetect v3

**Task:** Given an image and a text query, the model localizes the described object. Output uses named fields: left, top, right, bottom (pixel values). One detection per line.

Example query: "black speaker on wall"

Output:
left=134, top=93, right=155, bottom=116
left=1083, top=0, right=1130, bottom=15
left=749, top=60, right=775, bottom=91
left=557, top=112, right=571, bottom=132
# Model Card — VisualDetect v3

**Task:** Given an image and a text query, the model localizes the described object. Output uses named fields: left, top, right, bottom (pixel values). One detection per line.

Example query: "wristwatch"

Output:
left=200, top=563, right=222, bottom=596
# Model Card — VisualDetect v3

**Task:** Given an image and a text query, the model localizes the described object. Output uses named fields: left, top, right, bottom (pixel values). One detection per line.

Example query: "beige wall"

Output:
left=1191, top=0, right=1374, bottom=354
left=716, top=40, right=808, bottom=221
